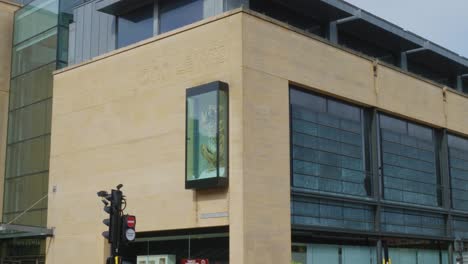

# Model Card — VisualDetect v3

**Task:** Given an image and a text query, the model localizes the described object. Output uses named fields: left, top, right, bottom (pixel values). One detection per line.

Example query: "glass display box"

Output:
left=186, top=81, right=228, bottom=189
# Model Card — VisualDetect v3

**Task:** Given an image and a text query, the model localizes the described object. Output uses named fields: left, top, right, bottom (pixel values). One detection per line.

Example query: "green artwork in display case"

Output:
left=186, top=81, right=228, bottom=189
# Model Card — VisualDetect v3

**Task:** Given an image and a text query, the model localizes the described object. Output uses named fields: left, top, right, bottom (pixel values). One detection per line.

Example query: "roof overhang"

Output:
left=96, top=0, right=153, bottom=15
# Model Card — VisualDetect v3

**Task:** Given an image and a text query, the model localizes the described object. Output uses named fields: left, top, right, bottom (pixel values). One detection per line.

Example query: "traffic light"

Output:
left=121, top=215, right=136, bottom=243
left=98, top=185, right=123, bottom=254
left=98, top=184, right=136, bottom=262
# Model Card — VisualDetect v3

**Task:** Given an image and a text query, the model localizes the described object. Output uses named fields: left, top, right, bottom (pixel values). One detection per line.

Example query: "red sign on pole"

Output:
left=181, top=259, right=209, bottom=264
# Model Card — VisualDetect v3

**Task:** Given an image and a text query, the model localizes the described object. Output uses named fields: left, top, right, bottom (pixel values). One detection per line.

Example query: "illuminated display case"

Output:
left=185, top=81, right=229, bottom=189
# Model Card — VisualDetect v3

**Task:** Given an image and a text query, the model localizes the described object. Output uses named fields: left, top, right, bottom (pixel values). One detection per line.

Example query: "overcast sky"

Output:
left=345, top=0, right=468, bottom=58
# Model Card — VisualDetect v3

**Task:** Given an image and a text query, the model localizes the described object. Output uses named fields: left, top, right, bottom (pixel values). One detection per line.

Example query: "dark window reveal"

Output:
left=159, top=0, right=203, bottom=34
left=117, top=5, right=154, bottom=48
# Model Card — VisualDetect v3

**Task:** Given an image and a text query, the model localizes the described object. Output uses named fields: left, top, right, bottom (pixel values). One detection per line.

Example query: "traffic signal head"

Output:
left=97, top=190, right=110, bottom=198
left=98, top=189, right=123, bottom=246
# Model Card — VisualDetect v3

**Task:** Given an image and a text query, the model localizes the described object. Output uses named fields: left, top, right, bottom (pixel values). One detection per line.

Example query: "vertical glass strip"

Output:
left=13, top=0, right=59, bottom=45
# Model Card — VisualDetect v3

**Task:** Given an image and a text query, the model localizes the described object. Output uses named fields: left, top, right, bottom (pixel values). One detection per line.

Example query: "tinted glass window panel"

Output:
left=290, top=88, right=369, bottom=197
left=379, top=114, right=440, bottom=207
left=3, top=209, right=47, bottom=227
left=448, top=134, right=468, bottom=211
left=291, top=198, right=374, bottom=231
left=12, top=28, right=58, bottom=77
left=117, top=5, right=154, bottom=48
left=186, top=91, right=218, bottom=181
left=380, top=208, right=445, bottom=236
left=388, top=248, right=448, bottom=264
left=159, top=0, right=203, bottom=34
left=14, top=0, right=59, bottom=45
left=311, top=244, right=340, bottom=264
left=3, top=172, right=48, bottom=214
left=6, top=136, right=50, bottom=179
left=342, top=246, right=377, bottom=264
left=8, top=99, right=52, bottom=144
left=9, top=63, right=54, bottom=110
left=452, top=217, right=468, bottom=239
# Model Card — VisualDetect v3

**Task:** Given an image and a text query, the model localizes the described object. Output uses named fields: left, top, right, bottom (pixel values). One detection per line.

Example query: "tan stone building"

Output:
left=1, top=0, right=468, bottom=264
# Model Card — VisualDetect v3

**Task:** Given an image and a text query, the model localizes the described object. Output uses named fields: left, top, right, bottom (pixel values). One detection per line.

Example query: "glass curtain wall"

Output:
left=3, top=0, right=71, bottom=227
left=289, top=86, right=468, bottom=248
left=290, top=89, right=370, bottom=197
left=378, top=114, right=440, bottom=207
left=448, top=134, right=468, bottom=211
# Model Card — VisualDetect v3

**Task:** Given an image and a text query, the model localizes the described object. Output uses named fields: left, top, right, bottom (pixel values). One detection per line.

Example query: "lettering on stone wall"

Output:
left=138, top=41, right=227, bottom=86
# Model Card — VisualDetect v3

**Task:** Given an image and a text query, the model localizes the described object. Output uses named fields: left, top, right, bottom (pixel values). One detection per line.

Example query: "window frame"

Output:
left=289, top=86, right=372, bottom=198
left=376, top=113, right=442, bottom=207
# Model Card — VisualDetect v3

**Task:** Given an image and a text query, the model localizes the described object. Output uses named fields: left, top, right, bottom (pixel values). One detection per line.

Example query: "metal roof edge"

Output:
left=322, top=0, right=468, bottom=69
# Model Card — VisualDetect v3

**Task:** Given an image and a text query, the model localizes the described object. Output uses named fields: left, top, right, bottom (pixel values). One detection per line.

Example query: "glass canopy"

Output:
left=0, top=224, right=53, bottom=239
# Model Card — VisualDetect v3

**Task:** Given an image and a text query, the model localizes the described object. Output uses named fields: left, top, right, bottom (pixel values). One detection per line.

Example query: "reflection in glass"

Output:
left=159, top=0, right=203, bottom=34
left=448, top=134, right=468, bottom=211
left=389, top=248, right=448, bottom=264
left=3, top=172, right=48, bottom=226
left=8, top=99, right=52, bottom=144
left=379, top=114, right=440, bottom=207
left=13, top=0, right=59, bottom=45
left=290, top=88, right=369, bottom=197
left=9, top=62, right=54, bottom=110
left=117, top=5, right=154, bottom=48
left=6, top=136, right=51, bottom=179
left=187, top=91, right=219, bottom=180
left=12, top=28, right=58, bottom=77
left=291, top=244, right=377, bottom=264
left=380, top=208, right=445, bottom=236
left=291, top=198, right=374, bottom=231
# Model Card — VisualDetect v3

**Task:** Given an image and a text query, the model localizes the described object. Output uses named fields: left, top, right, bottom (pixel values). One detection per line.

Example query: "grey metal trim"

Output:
left=292, top=224, right=454, bottom=241
left=440, top=129, right=451, bottom=210
left=377, top=239, right=382, bottom=264
left=449, top=242, right=454, bottom=264
left=405, top=46, right=428, bottom=55
left=457, top=74, right=468, bottom=91
left=328, top=21, right=338, bottom=44
left=204, top=0, right=224, bottom=18
left=328, top=9, right=361, bottom=44
left=224, top=0, right=248, bottom=10
left=336, top=9, right=361, bottom=24
left=400, top=45, right=429, bottom=71
left=95, top=0, right=120, bottom=12
left=153, top=0, right=159, bottom=35
left=68, top=22, right=76, bottom=65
